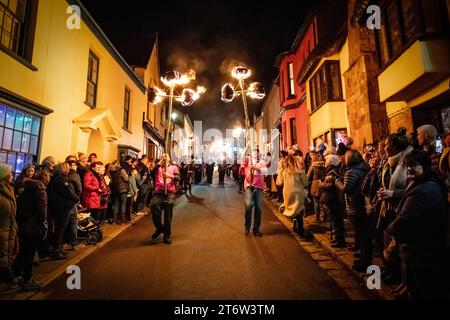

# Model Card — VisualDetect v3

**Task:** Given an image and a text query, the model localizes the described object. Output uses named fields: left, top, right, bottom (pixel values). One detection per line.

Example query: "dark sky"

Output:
left=80, top=0, right=314, bottom=132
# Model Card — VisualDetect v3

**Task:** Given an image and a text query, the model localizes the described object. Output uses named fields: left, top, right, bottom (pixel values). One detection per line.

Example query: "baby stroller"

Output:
left=77, top=212, right=103, bottom=245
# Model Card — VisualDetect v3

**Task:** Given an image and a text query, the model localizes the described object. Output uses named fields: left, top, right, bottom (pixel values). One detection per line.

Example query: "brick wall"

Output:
left=344, top=0, right=388, bottom=151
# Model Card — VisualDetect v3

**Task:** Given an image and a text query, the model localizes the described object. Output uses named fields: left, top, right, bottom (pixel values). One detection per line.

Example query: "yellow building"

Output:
left=0, top=0, right=163, bottom=176
left=374, top=0, right=450, bottom=139
left=305, top=38, right=350, bottom=147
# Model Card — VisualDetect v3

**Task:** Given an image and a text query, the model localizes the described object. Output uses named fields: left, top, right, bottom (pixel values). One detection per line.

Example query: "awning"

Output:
left=73, top=108, right=121, bottom=142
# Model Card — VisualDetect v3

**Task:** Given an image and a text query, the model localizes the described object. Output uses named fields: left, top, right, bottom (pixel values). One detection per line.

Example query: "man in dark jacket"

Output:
left=335, top=150, right=371, bottom=272
left=65, top=160, right=81, bottom=250
left=387, top=150, right=449, bottom=299
left=109, top=162, right=129, bottom=225
left=136, top=155, right=151, bottom=215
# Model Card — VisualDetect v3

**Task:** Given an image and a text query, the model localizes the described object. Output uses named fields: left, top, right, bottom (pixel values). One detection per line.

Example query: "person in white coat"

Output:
left=276, top=151, right=309, bottom=237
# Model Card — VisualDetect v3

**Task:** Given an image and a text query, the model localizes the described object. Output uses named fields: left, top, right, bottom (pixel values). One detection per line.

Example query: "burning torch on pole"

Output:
left=221, top=66, right=265, bottom=163
left=148, top=69, right=206, bottom=194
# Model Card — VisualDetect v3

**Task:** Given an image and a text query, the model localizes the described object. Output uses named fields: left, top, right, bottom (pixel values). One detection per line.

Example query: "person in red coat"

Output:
left=82, top=162, right=108, bottom=224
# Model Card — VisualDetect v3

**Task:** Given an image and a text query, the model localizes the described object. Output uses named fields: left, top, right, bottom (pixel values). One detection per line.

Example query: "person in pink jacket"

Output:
left=82, top=162, right=108, bottom=224
left=149, top=154, right=180, bottom=244
left=243, top=148, right=268, bottom=236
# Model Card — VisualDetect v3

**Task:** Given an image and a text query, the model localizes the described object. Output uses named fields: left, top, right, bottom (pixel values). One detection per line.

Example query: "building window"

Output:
left=86, top=51, right=99, bottom=108
left=0, top=0, right=38, bottom=64
left=0, top=103, right=41, bottom=177
left=123, top=87, right=131, bottom=130
left=376, top=0, right=449, bottom=68
left=287, top=62, right=295, bottom=97
left=309, top=61, right=343, bottom=112
left=289, top=118, right=297, bottom=146
left=282, top=121, right=286, bottom=149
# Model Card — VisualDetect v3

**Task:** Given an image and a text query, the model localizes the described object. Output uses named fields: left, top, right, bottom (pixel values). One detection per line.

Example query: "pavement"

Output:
left=0, top=214, right=146, bottom=300
left=263, top=196, right=395, bottom=300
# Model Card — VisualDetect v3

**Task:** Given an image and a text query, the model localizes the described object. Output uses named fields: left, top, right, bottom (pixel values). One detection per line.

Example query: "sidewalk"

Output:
left=263, top=196, right=396, bottom=300
left=0, top=212, right=147, bottom=300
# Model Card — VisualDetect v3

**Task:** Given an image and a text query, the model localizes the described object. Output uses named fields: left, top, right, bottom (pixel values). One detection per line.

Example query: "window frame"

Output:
left=289, top=118, right=297, bottom=146
left=0, top=0, right=38, bottom=69
left=123, top=87, right=131, bottom=131
left=287, top=62, right=296, bottom=98
left=85, top=50, right=100, bottom=108
left=309, top=60, right=343, bottom=112
left=375, top=0, right=450, bottom=70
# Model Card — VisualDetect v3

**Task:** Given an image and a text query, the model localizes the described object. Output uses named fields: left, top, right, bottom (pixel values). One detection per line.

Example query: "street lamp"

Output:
left=148, top=69, right=206, bottom=193
left=221, top=66, right=265, bottom=157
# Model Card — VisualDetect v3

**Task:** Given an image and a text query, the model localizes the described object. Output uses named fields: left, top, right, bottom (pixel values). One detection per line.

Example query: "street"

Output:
left=39, top=181, right=347, bottom=300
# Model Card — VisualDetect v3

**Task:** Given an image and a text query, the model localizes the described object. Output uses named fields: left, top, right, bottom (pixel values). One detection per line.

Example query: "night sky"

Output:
left=80, top=0, right=314, bottom=132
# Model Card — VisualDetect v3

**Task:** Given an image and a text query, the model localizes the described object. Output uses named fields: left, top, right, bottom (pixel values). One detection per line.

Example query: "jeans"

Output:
left=112, top=193, right=127, bottom=223
left=13, top=235, right=40, bottom=282
left=244, top=188, right=263, bottom=232
left=64, top=205, right=78, bottom=246
left=151, top=193, right=175, bottom=238
left=313, top=196, right=321, bottom=220
left=137, top=185, right=150, bottom=212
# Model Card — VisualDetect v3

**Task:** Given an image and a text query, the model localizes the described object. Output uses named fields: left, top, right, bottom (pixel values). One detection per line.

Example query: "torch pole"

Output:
left=164, top=84, right=175, bottom=195
left=239, top=79, right=252, bottom=158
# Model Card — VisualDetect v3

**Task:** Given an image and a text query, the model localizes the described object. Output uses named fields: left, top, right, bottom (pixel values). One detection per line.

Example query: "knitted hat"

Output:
left=0, top=163, right=12, bottom=181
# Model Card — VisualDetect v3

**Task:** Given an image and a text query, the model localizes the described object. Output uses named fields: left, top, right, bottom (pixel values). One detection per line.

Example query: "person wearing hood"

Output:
left=13, top=172, right=49, bottom=291
left=0, top=164, right=17, bottom=284
left=335, top=150, right=371, bottom=272
left=387, top=150, right=449, bottom=299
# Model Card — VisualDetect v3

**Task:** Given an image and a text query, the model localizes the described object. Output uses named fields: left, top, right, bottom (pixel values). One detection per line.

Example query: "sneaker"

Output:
left=21, top=279, right=41, bottom=292
left=163, top=237, right=172, bottom=244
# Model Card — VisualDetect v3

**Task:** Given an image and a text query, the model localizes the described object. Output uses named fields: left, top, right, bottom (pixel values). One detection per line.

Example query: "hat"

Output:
left=336, top=142, right=349, bottom=156
left=0, top=164, right=12, bottom=181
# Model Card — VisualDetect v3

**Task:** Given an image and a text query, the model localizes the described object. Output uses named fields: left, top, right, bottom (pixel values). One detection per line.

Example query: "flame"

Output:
left=161, top=69, right=196, bottom=87
left=176, top=86, right=207, bottom=106
left=232, top=66, right=251, bottom=80
left=247, top=82, right=265, bottom=99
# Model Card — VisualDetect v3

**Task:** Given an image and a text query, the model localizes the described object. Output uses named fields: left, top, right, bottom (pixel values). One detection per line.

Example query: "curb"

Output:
left=263, top=197, right=394, bottom=301
left=19, top=215, right=146, bottom=300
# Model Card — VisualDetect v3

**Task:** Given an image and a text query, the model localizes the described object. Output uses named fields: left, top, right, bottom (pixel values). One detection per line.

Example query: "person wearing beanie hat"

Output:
left=0, top=164, right=17, bottom=283
left=387, top=149, right=449, bottom=299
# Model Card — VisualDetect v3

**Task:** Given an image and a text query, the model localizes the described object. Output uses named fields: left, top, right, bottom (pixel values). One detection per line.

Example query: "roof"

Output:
left=68, top=0, right=146, bottom=92
left=108, top=33, right=158, bottom=68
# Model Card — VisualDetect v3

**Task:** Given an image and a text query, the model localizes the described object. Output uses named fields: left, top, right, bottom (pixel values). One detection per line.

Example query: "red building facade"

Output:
left=276, top=16, right=317, bottom=154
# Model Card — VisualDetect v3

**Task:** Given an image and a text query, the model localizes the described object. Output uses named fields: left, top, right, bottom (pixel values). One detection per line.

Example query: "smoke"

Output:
left=160, top=32, right=259, bottom=134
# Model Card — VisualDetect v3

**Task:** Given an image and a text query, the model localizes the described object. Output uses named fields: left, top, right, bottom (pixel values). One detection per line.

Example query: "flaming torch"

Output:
left=221, top=66, right=265, bottom=158
left=148, top=69, right=205, bottom=193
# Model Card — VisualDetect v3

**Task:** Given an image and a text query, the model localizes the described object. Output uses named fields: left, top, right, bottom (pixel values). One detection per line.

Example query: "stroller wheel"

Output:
left=86, top=231, right=100, bottom=245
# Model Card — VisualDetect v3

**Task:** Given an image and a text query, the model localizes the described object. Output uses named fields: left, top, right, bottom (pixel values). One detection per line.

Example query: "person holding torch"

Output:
left=150, top=154, right=180, bottom=244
